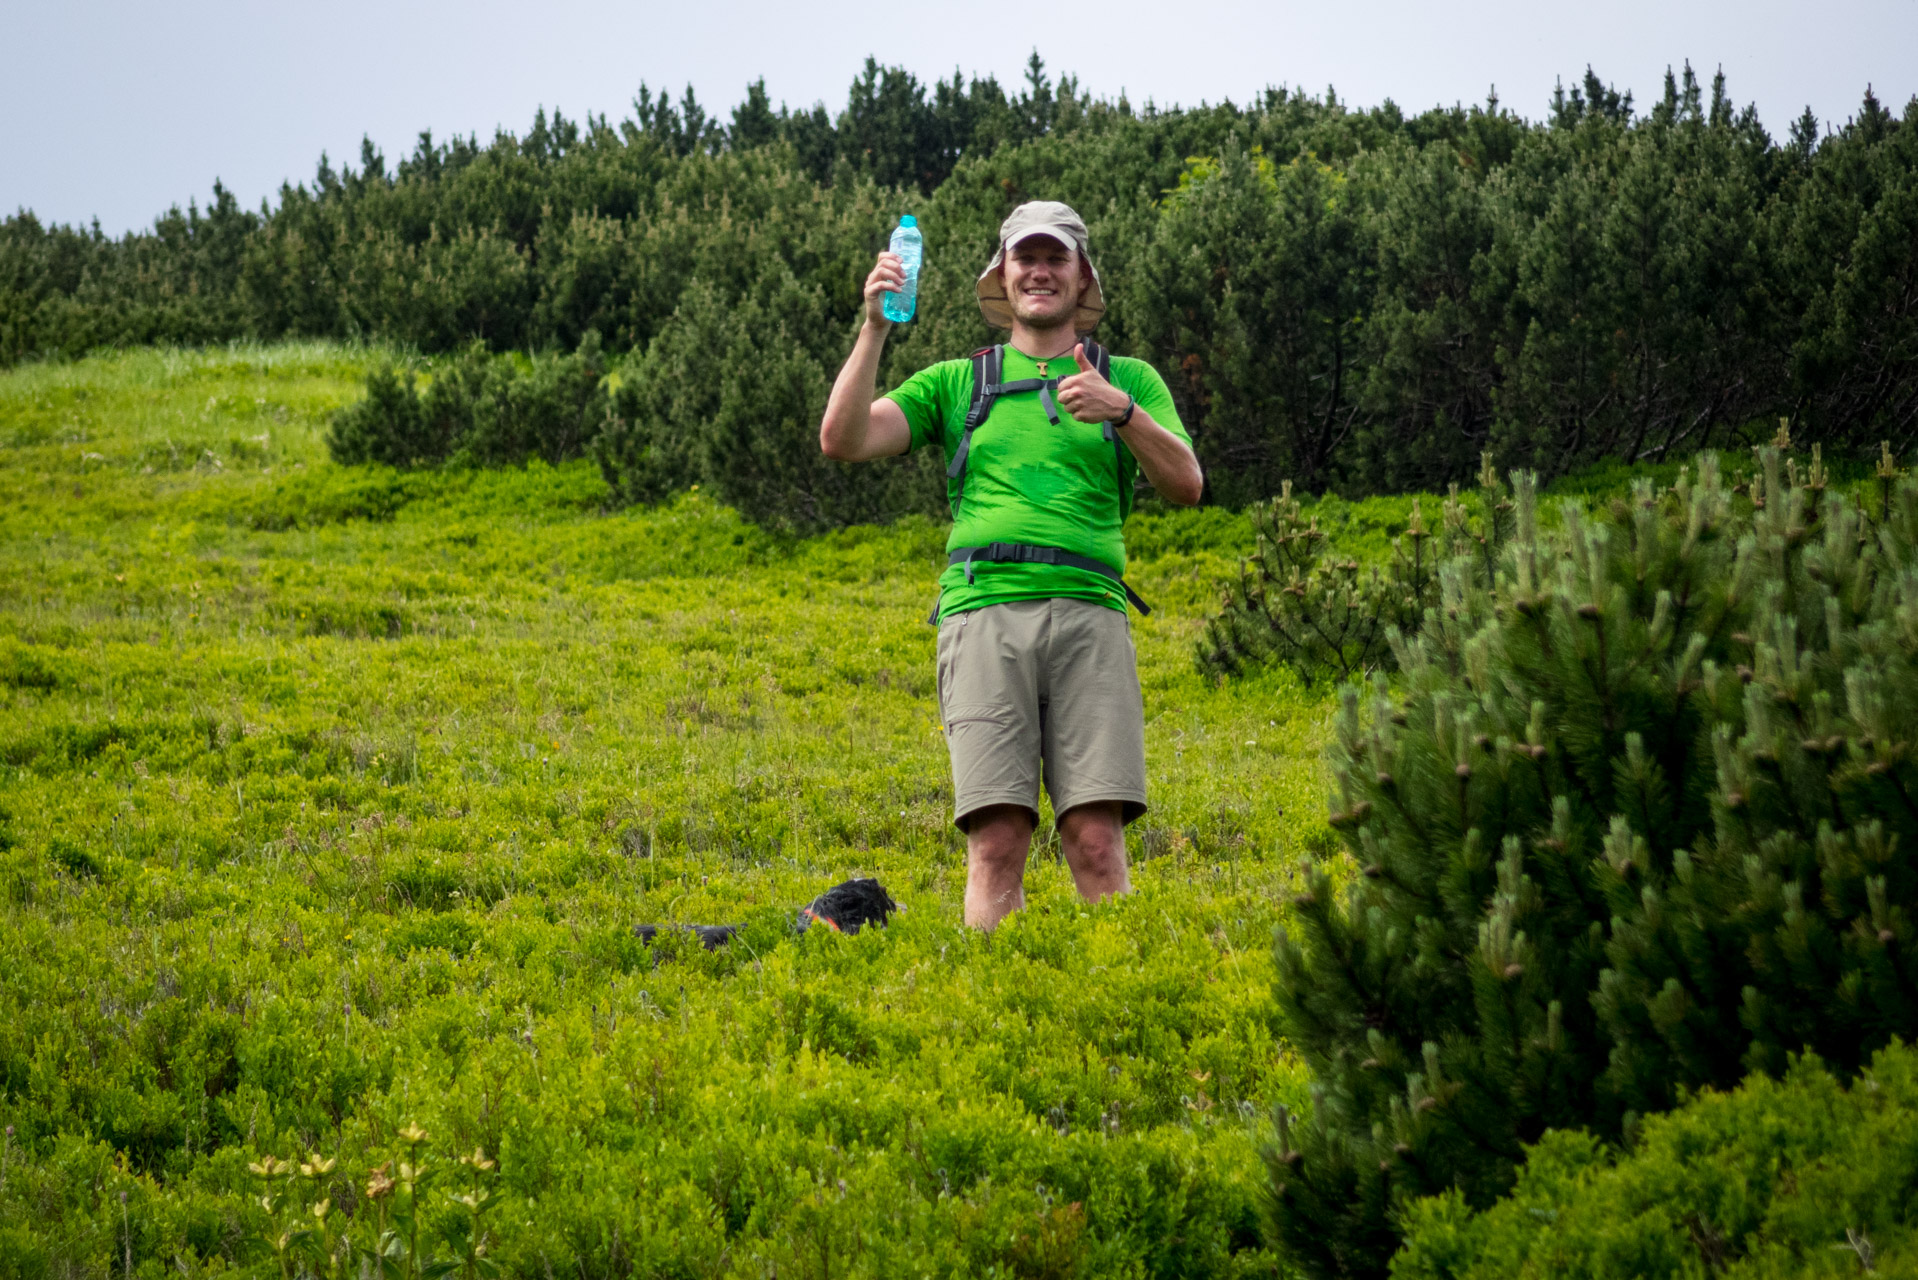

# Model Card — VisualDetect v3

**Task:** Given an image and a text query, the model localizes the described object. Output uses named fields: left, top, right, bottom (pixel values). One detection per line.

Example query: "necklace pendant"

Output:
left=1035, top=359, right=1049, bottom=377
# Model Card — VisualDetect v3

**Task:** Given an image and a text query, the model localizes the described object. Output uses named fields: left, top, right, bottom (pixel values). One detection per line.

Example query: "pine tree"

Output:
left=327, top=340, right=608, bottom=470
left=1268, top=446, right=1918, bottom=1278
left=1019, top=51, right=1056, bottom=137
left=1352, top=136, right=1501, bottom=491
left=327, top=364, right=429, bottom=468
left=1135, top=138, right=1375, bottom=500
left=729, top=79, right=779, bottom=151
left=837, top=58, right=945, bottom=191
left=1599, top=443, right=1918, bottom=1105
left=6, top=67, right=1912, bottom=469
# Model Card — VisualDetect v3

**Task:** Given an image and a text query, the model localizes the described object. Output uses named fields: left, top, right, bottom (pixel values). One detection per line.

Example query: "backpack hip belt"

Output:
left=945, top=542, right=1151, bottom=616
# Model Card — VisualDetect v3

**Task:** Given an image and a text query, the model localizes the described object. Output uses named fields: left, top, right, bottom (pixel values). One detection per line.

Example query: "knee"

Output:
left=1072, top=841, right=1126, bottom=880
left=967, top=804, right=1034, bottom=872
left=1059, top=803, right=1126, bottom=867
left=970, top=841, right=1025, bottom=879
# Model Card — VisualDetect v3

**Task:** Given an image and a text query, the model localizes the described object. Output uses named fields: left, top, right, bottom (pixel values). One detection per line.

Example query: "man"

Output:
left=819, top=202, right=1203, bottom=929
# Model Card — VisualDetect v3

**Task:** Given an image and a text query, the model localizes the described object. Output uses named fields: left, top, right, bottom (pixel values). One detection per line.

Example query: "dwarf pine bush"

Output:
left=328, top=335, right=608, bottom=470
left=1197, top=455, right=1514, bottom=683
left=593, top=271, right=944, bottom=533
left=1390, top=1042, right=1918, bottom=1279
left=1268, top=443, right=1918, bottom=1278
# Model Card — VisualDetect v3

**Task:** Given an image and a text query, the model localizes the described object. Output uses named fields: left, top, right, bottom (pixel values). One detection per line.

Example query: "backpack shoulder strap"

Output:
left=1080, top=335, right=1111, bottom=381
left=962, top=345, right=998, bottom=432
left=1082, top=336, right=1128, bottom=488
left=947, top=345, right=1002, bottom=516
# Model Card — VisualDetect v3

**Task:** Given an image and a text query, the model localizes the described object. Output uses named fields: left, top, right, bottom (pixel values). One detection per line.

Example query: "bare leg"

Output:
left=1059, top=801, right=1130, bottom=904
left=965, top=804, right=1035, bottom=929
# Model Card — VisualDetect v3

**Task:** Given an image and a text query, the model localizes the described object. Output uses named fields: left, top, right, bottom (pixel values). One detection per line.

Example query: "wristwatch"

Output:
left=1113, top=396, right=1137, bottom=429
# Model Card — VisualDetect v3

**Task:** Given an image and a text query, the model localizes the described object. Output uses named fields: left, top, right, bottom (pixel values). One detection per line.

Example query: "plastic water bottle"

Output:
left=883, top=215, right=922, bottom=323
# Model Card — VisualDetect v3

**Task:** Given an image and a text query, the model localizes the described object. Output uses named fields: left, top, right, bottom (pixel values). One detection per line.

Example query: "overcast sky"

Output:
left=7, top=0, right=1916, bottom=236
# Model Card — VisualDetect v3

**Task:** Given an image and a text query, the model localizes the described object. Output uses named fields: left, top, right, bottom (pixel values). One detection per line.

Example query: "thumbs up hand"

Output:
left=1056, top=343, right=1133, bottom=424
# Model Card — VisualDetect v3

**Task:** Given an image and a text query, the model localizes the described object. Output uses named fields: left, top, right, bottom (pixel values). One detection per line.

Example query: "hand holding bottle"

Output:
left=862, top=252, right=907, bottom=327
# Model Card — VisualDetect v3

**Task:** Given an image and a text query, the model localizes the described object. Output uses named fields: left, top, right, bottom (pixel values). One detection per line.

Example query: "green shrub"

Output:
left=222, top=466, right=443, bottom=530
left=595, top=270, right=945, bottom=534
left=455, top=333, right=608, bottom=468
left=0, top=638, right=71, bottom=691
left=46, top=835, right=103, bottom=880
left=388, top=911, right=481, bottom=959
left=1391, top=1043, right=1918, bottom=1280
left=1135, top=140, right=1377, bottom=504
left=1269, top=445, right=1918, bottom=1278
left=1196, top=457, right=1513, bottom=684
left=325, top=363, right=435, bottom=468
left=327, top=337, right=608, bottom=470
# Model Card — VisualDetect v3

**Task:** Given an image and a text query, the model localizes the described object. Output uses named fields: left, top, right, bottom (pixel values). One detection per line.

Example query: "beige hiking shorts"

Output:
left=935, top=597, right=1148, bottom=831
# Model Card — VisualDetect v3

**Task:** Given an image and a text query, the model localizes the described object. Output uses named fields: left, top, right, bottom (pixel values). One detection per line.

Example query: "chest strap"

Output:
left=929, top=542, right=1153, bottom=623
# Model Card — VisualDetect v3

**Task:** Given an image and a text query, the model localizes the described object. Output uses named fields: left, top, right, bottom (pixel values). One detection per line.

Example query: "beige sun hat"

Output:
left=975, top=201, right=1106, bottom=332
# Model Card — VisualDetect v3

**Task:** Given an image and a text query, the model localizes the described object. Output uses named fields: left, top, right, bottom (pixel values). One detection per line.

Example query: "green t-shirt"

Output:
left=887, top=347, right=1189, bottom=619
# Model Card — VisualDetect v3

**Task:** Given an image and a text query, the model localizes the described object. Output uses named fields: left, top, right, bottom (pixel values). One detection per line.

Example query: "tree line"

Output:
left=5, top=59, right=1915, bottom=520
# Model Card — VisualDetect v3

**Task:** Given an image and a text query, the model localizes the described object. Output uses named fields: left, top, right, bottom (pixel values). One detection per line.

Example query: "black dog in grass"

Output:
left=634, top=877, right=897, bottom=951
left=792, top=877, right=898, bottom=935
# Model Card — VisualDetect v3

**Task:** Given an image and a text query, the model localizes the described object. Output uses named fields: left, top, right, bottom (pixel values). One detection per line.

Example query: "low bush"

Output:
left=1391, top=1042, right=1918, bottom=1279
left=594, top=273, right=945, bottom=534
left=1196, top=456, right=1513, bottom=683
left=327, top=335, right=608, bottom=470
left=1268, top=443, right=1918, bottom=1278
left=221, top=467, right=446, bottom=530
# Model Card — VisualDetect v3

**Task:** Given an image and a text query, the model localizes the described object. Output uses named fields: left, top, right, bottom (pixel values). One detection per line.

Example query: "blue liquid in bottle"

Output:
left=883, top=215, right=922, bottom=323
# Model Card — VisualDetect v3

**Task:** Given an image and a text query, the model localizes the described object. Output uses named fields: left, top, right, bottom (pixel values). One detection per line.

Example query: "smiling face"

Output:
left=1001, top=234, right=1087, bottom=332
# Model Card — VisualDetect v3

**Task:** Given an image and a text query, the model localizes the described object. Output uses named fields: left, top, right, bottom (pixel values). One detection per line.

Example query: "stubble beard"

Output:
left=1008, top=287, right=1080, bottom=333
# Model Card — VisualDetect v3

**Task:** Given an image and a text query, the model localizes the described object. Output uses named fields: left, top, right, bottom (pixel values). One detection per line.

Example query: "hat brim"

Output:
left=976, top=233, right=1106, bottom=332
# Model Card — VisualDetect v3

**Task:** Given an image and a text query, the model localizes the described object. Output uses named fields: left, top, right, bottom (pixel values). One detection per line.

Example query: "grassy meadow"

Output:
left=0, top=344, right=1473, bottom=1277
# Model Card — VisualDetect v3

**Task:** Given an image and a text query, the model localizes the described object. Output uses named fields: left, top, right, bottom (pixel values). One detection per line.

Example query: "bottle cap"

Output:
left=900, top=215, right=917, bottom=227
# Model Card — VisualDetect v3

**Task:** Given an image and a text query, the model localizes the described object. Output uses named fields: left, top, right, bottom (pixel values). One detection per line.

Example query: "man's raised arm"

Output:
left=820, top=251, right=914, bottom=462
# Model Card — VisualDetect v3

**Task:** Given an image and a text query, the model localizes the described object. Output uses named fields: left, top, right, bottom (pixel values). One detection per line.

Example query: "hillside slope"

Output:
left=0, top=345, right=1334, bottom=1277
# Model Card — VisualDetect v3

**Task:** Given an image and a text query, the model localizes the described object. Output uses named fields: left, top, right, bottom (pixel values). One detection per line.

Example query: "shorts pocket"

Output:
left=935, top=612, right=971, bottom=720
left=943, top=700, right=1035, bottom=814
left=942, top=703, right=1010, bottom=731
